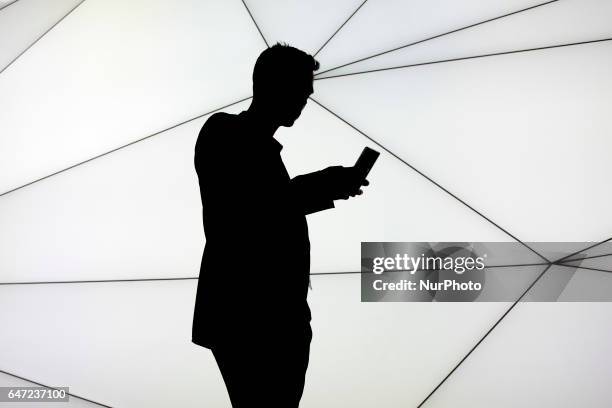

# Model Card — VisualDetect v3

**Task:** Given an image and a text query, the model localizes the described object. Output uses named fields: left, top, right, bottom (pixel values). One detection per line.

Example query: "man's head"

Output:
left=252, top=43, right=319, bottom=127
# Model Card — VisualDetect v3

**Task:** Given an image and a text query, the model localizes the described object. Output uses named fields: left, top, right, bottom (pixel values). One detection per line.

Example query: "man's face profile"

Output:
left=252, top=44, right=318, bottom=128
left=275, top=72, right=314, bottom=127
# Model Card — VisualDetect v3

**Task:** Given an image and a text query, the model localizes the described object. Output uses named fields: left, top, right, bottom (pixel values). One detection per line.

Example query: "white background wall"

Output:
left=1, top=0, right=611, bottom=407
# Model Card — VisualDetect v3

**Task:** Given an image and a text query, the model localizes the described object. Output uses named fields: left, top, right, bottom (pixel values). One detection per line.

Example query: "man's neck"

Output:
left=246, top=102, right=280, bottom=137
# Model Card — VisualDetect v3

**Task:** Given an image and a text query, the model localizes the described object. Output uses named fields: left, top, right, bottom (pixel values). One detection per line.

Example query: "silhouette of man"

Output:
left=192, top=43, right=368, bottom=407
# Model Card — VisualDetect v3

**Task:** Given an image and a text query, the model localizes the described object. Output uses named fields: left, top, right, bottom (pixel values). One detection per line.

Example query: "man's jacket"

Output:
left=192, top=110, right=335, bottom=348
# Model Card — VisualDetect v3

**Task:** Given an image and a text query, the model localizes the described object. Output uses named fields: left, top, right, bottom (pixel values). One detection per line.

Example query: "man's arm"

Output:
left=289, top=170, right=335, bottom=215
left=289, top=166, right=368, bottom=215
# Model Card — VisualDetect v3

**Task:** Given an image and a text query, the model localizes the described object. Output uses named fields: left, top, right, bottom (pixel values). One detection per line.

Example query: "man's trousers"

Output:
left=211, top=322, right=312, bottom=408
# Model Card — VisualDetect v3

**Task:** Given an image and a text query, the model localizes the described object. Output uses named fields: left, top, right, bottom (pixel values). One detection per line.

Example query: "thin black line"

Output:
left=309, top=97, right=549, bottom=264
left=0, top=262, right=553, bottom=286
left=0, top=272, right=356, bottom=285
left=240, top=0, right=269, bottom=48
left=0, top=0, right=87, bottom=76
left=371, top=262, right=551, bottom=273
left=0, top=273, right=361, bottom=286
left=0, top=369, right=112, bottom=407
left=0, top=276, right=199, bottom=286
left=555, top=263, right=612, bottom=274
left=553, top=237, right=612, bottom=264
left=314, top=262, right=550, bottom=276
left=482, top=262, right=549, bottom=269
left=416, top=263, right=552, bottom=407
left=314, top=0, right=560, bottom=77
left=312, top=271, right=361, bottom=276
left=0, top=96, right=252, bottom=199
left=315, top=38, right=612, bottom=80
left=0, top=0, right=20, bottom=12
left=558, top=251, right=612, bottom=263
left=312, top=0, right=369, bottom=57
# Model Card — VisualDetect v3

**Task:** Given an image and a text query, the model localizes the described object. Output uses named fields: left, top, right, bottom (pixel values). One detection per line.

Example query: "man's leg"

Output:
left=211, top=323, right=312, bottom=407
left=270, top=322, right=312, bottom=407
left=212, top=344, right=258, bottom=407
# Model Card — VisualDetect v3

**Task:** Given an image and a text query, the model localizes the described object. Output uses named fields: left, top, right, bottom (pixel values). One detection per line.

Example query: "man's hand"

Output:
left=320, top=166, right=369, bottom=200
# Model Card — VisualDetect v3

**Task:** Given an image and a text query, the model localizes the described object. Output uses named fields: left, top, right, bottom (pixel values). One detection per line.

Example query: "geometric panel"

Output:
left=0, top=371, right=99, bottom=407
left=0, top=0, right=262, bottom=193
left=315, top=0, right=548, bottom=72
left=244, top=0, right=361, bottom=53
left=0, top=281, right=227, bottom=407
left=0, top=0, right=83, bottom=71
left=280, top=102, right=512, bottom=274
left=0, top=274, right=513, bottom=407
left=305, top=274, right=517, bottom=407
left=315, top=43, right=612, bottom=242
left=0, top=101, right=249, bottom=283
left=421, top=301, right=612, bottom=407
left=317, top=0, right=612, bottom=77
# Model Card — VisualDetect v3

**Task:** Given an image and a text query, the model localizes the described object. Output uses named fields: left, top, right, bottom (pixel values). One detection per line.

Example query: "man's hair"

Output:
left=252, top=43, right=319, bottom=97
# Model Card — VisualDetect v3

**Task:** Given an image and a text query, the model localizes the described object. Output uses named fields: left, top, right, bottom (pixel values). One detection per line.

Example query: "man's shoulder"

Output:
left=196, top=111, right=242, bottom=152
left=201, top=111, right=240, bottom=134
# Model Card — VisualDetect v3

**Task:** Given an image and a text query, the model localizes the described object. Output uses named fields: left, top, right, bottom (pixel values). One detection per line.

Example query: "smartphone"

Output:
left=354, top=146, right=380, bottom=180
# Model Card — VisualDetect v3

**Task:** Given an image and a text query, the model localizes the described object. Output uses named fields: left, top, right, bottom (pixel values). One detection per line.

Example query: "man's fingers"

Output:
left=332, top=167, right=370, bottom=199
